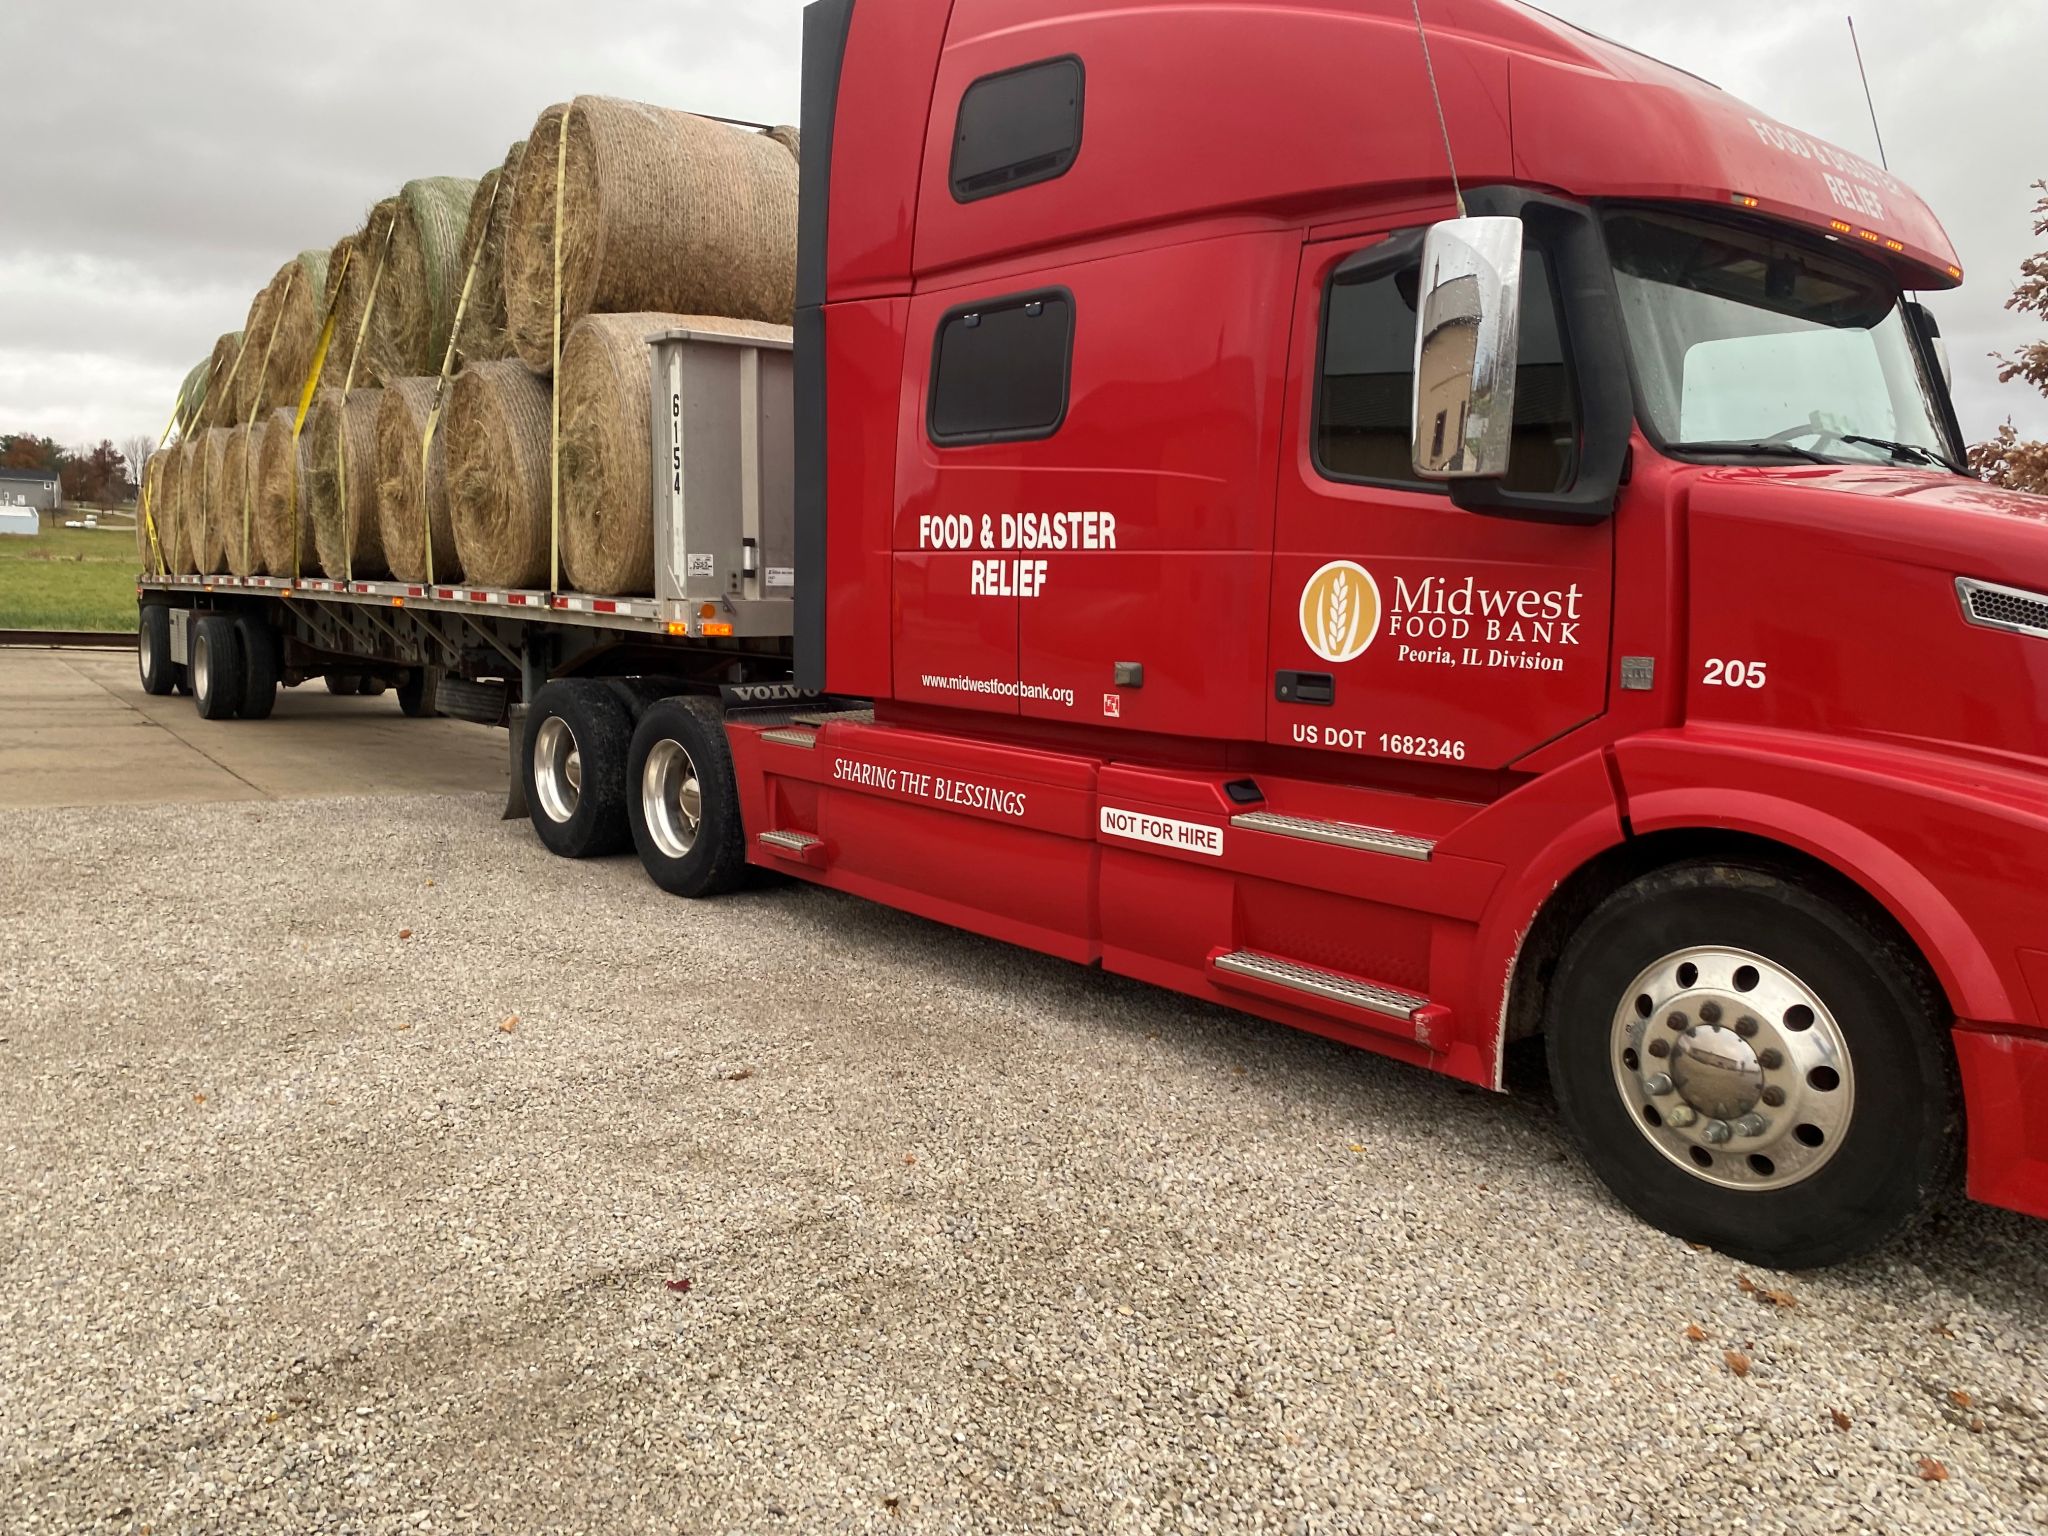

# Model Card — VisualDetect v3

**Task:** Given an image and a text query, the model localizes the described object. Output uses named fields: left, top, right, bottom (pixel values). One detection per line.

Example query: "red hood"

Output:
left=1687, top=464, right=2048, bottom=583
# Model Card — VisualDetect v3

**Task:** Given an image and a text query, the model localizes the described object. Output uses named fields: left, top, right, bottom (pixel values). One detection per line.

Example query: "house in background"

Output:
left=0, top=466, right=62, bottom=511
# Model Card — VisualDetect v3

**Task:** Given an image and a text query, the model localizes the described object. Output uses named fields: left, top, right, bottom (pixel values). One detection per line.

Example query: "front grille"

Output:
left=1958, top=577, right=2048, bottom=640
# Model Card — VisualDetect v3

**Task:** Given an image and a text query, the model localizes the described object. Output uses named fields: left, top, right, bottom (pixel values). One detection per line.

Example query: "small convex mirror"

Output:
left=1411, top=215, right=1523, bottom=480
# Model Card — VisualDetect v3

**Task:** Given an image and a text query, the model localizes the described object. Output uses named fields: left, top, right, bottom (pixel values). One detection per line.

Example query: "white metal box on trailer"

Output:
left=648, top=328, right=795, bottom=612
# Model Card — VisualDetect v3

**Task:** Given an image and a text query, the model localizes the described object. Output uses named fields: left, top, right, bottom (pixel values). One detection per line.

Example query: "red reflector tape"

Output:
left=469, top=591, right=487, bottom=602
left=593, top=600, right=617, bottom=613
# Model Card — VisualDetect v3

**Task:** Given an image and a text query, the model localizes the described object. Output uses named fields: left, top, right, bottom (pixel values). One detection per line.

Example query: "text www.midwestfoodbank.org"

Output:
left=921, top=673, right=1076, bottom=708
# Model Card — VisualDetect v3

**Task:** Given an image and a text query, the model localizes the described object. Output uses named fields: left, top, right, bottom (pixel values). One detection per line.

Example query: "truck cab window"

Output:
left=1316, top=246, right=1577, bottom=493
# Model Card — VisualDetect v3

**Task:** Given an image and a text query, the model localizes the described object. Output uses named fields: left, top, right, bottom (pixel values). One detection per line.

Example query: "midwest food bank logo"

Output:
left=1299, top=561, right=1381, bottom=663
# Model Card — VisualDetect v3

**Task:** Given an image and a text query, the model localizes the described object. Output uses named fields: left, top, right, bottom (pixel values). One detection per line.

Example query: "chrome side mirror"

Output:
left=1411, top=215, right=1523, bottom=480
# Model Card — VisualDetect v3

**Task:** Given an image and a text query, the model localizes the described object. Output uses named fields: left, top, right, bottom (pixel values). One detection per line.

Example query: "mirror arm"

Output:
left=1447, top=187, right=1632, bottom=526
left=1332, top=228, right=1428, bottom=287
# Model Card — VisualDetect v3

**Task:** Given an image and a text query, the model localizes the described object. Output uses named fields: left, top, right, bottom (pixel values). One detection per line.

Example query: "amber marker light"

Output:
left=1730, top=193, right=1761, bottom=209
left=666, top=621, right=689, bottom=636
left=702, top=622, right=734, bottom=637
left=1829, top=219, right=1854, bottom=234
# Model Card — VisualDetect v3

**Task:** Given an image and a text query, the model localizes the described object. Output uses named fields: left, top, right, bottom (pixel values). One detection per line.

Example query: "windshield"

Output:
left=1605, top=208, right=1958, bottom=470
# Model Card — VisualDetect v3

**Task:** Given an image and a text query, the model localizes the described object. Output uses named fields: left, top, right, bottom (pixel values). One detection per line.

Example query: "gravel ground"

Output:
left=2, top=791, right=2044, bottom=1535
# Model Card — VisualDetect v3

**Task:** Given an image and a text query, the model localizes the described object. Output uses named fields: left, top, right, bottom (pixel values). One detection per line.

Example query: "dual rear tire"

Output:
left=522, top=682, right=745, bottom=897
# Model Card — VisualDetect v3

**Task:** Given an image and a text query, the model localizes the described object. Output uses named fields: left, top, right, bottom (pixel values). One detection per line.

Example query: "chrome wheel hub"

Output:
left=533, top=715, right=582, bottom=824
left=1610, top=946, right=1853, bottom=1191
left=193, top=635, right=211, bottom=700
left=642, top=738, right=702, bottom=859
left=139, top=628, right=156, bottom=682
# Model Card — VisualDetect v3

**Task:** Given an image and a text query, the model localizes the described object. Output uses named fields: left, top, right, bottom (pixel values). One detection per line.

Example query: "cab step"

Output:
left=759, top=726, right=819, bottom=749
left=1208, top=947, right=1449, bottom=1050
left=757, top=828, right=828, bottom=866
left=1229, top=810, right=1434, bottom=861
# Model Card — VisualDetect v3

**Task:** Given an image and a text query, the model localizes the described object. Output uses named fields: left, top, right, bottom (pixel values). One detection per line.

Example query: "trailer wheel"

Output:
left=1546, top=860, right=1959, bottom=1269
left=235, top=615, right=280, bottom=720
left=325, top=672, right=363, bottom=696
left=522, top=680, right=632, bottom=858
left=138, top=604, right=177, bottom=696
left=397, top=667, right=441, bottom=718
left=359, top=677, right=388, bottom=697
left=190, top=613, right=245, bottom=721
left=626, top=695, right=747, bottom=898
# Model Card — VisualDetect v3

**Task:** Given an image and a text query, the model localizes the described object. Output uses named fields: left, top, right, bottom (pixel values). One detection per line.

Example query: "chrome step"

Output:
left=1230, top=810, right=1434, bottom=861
left=759, top=727, right=819, bottom=749
left=757, top=828, right=822, bottom=854
left=1211, top=948, right=1447, bottom=1050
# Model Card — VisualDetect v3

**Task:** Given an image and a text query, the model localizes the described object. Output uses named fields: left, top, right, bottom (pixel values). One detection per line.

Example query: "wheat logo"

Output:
left=1299, top=561, right=1381, bottom=664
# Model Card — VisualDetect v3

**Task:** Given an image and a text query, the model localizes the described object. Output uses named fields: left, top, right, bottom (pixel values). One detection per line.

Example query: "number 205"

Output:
left=1702, top=658, right=1768, bottom=689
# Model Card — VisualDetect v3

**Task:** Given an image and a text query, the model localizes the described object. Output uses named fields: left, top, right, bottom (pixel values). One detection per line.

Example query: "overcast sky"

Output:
left=2, top=0, right=2042, bottom=451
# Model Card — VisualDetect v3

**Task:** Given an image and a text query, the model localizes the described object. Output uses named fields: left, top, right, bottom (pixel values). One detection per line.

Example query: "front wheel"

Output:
left=1546, top=861, right=1960, bottom=1270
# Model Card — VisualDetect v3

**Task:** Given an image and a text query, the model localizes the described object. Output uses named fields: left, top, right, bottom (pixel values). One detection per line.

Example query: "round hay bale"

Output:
left=169, top=438, right=202, bottom=575
left=560, top=312, right=791, bottom=596
left=446, top=360, right=552, bottom=588
left=503, top=97, right=799, bottom=372
left=222, top=420, right=266, bottom=575
left=255, top=407, right=318, bottom=578
left=327, top=201, right=403, bottom=387
left=454, top=141, right=526, bottom=364
left=374, top=177, right=479, bottom=379
left=174, top=359, right=212, bottom=436
left=374, top=378, right=459, bottom=583
left=256, top=249, right=332, bottom=414
left=201, top=331, right=245, bottom=428
left=763, top=124, right=800, bottom=162
left=196, top=427, right=232, bottom=572
left=306, top=388, right=387, bottom=578
left=138, top=450, right=169, bottom=574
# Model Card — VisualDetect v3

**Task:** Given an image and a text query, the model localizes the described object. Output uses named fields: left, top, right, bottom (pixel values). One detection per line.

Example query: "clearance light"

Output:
left=666, top=621, right=689, bottom=636
left=702, top=621, right=734, bottom=637
left=1855, top=228, right=1882, bottom=244
left=1829, top=219, right=1855, bottom=235
left=1884, top=239, right=1905, bottom=253
left=391, top=596, right=404, bottom=607
left=1947, top=264, right=1963, bottom=279
left=1730, top=193, right=1761, bottom=209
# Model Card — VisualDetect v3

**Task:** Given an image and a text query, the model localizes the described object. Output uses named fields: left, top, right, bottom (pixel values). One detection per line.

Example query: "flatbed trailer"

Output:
left=136, top=0, right=2048, bottom=1269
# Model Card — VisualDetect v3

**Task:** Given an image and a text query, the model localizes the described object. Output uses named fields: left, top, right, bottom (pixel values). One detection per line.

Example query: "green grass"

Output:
left=0, top=519, right=141, bottom=631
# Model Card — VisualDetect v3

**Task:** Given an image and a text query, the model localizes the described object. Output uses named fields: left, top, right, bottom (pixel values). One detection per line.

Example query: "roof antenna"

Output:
left=1410, top=0, right=1466, bottom=215
left=1846, top=15, right=1889, bottom=170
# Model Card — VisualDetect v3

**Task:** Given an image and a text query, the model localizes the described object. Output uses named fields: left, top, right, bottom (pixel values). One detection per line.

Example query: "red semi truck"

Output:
left=137, top=0, right=2048, bottom=1267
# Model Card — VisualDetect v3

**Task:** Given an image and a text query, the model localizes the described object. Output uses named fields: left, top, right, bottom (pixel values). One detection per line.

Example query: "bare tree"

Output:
left=1970, top=181, right=2048, bottom=495
left=121, top=434, right=155, bottom=492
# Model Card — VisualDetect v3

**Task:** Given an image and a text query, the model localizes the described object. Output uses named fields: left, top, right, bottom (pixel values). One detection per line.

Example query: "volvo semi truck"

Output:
left=136, top=0, right=2048, bottom=1268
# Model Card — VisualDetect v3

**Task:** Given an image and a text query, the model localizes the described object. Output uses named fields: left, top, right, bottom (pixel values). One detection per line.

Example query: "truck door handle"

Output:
left=1275, top=671, right=1334, bottom=705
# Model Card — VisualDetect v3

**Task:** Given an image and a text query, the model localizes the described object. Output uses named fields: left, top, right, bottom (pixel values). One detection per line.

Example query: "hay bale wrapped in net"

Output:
left=195, top=427, right=232, bottom=572
left=375, top=378, right=460, bottom=583
left=169, top=438, right=202, bottom=574
left=306, top=388, right=387, bottom=578
left=560, top=312, right=791, bottom=596
left=222, top=420, right=267, bottom=575
left=447, top=360, right=551, bottom=588
left=174, top=359, right=212, bottom=436
left=325, top=201, right=403, bottom=386
left=763, top=125, right=800, bottom=162
left=454, top=141, right=526, bottom=364
left=372, top=177, right=479, bottom=379
left=504, top=97, right=799, bottom=372
left=255, top=407, right=318, bottom=577
left=254, top=249, right=332, bottom=414
left=201, top=332, right=245, bottom=428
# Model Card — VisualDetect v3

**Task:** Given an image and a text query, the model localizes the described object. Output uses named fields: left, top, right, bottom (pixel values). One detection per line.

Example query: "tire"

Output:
left=359, top=678, right=388, bottom=697
left=1546, top=860, right=1960, bottom=1270
left=325, top=672, right=363, bottom=696
left=397, top=667, right=441, bottom=718
left=522, top=679, right=633, bottom=858
left=234, top=614, right=279, bottom=720
left=138, top=604, right=176, bottom=696
left=626, top=695, right=747, bottom=898
left=190, top=613, right=245, bottom=721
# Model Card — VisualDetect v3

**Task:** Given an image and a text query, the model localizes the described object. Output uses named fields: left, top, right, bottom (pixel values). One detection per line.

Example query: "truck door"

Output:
left=1267, top=228, right=1612, bottom=770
